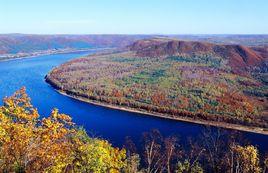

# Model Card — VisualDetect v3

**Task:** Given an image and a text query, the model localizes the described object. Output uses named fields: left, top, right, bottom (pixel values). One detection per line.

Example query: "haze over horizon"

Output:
left=1, top=0, right=268, bottom=35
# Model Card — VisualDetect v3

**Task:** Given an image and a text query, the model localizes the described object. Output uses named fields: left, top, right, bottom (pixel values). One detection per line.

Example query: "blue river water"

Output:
left=0, top=51, right=267, bottom=151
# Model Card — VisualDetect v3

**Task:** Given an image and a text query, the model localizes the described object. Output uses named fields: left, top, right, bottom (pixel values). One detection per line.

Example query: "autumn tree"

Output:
left=0, top=87, right=126, bottom=173
left=0, top=87, right=39, bottom=172
left=231, top=145, right=261, bottom=173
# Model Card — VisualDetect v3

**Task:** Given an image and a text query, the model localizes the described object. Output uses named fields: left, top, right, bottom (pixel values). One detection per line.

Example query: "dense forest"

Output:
left=46, top=38, right=268, bottom=130
left=0, top=88, right=267, bottom=173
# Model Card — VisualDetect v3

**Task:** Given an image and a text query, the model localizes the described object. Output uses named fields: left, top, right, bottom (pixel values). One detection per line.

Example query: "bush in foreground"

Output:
left=0, top=87, right=126, bottom=173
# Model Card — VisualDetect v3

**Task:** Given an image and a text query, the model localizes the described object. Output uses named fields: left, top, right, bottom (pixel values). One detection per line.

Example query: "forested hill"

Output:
left=129, top=38, right=268, bottom=74
left=46, top=38, right=268, bottom=132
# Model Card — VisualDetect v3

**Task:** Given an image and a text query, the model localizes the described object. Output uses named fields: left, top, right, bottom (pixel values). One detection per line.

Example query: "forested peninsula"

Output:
left=46, top=38, right=268, bottom=134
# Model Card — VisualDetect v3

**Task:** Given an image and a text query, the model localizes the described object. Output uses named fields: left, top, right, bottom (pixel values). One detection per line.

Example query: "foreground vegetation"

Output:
left=0, top=88, right=267, bottom=173
left=46, top=50, right=268, bottom=129
left=0, top=88, right=126, bottom=172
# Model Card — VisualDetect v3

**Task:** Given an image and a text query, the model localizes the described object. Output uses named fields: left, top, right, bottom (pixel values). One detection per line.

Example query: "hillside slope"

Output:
left=129, top=38, right=266, bottom=74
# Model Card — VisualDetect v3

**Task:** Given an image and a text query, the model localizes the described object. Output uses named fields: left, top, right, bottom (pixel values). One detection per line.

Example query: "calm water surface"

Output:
left=0, top=51, right=267, bottom=151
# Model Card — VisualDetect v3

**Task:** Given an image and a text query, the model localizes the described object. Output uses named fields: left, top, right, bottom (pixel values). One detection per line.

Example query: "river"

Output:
left=0, top=50, right=267, bottom=151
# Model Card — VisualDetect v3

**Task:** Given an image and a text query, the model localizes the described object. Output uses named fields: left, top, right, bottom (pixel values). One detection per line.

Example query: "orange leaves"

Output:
left=42, top=108, right=74, bottom=129
left=152, top=91, right=168, bottom=106
left=178, top=96, right=190, bottom=110
left=3, top=87, right=32, bottom=109
left=216, top=90, right=258, bottom=118
left=112, top=88, right=123, bottom=98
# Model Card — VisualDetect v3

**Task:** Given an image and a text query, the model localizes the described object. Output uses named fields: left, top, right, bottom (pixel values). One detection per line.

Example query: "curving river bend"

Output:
left=0, top=50, right=267, bottom=151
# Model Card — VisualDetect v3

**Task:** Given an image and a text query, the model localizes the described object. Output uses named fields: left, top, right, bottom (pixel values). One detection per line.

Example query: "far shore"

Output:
left=0, top=47, right=113, bottom=62
left=51, top=87, right=268, bottom=135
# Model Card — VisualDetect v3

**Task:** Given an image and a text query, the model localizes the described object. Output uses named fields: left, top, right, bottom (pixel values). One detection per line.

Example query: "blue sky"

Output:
left=0, top=0, right=267, bottom=34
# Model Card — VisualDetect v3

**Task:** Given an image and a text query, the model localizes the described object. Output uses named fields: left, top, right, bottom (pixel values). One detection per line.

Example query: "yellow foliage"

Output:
left=232, top=145, right=261, bottom=173
left=0, top=87, right=126, bottom=173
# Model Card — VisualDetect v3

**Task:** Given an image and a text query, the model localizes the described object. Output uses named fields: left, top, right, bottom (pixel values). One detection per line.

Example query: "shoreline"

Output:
left=0, top=47, right=113, bottom=62
left=51, top=87, right=268, bottom=135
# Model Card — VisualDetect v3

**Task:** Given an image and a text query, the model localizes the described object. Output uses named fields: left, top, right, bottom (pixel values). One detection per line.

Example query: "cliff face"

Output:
left=129, top=38, right=267, bottom=74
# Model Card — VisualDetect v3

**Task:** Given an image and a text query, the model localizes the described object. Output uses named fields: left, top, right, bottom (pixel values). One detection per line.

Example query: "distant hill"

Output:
left=129, top=38, right=268, bottom=74
left=170, top=34, right=268, bottom=46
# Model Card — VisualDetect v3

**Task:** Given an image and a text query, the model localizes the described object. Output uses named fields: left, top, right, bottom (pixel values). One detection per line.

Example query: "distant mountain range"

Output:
left=1, top=34, right=268, bottom=55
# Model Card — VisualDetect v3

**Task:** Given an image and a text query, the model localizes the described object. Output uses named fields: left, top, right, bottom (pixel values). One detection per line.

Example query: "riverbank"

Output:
left=0, top=47, right=113, bottom=62
left=50, top=86, right=268, bottom=135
